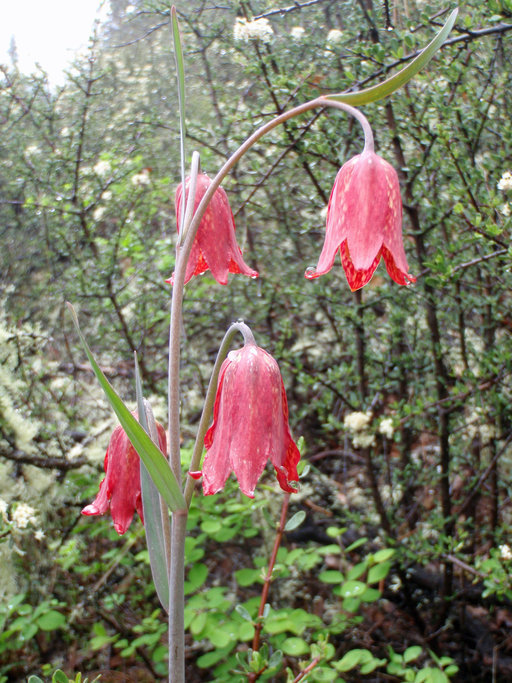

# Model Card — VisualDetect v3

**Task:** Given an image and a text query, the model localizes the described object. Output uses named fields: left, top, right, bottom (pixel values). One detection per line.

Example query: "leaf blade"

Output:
left=67, top=304, right=185, bottom=512
left=326, top=9, right=458, bottom=106
left=171, top=5, right=187, bottom=231
left=135, top=358, right=170, bottom=611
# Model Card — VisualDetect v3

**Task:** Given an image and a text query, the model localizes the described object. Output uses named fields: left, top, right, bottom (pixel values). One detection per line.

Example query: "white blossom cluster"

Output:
left=344, top=411, right=375, bottom=448
left=326, top=29, right=343, bottom=45
left=0, top=316, right=41, bottom=453
left=131, top=169, right=151, bottom=186
left=290, top=26, right=305, bottom=40
left=499, top=544, right=512, bottom=561
left=11, top=503, right=38, bottom=529
left=497, top=171, right=512, bottom=191
left=378, top=417, right=394, bottom=439
left=233, top=17, right=274, bottom=43
left=0, top=499, right=38, bottom=529
left=93, top=160, right=111, bottom=177
left=344, top=411, right=371, bottom=432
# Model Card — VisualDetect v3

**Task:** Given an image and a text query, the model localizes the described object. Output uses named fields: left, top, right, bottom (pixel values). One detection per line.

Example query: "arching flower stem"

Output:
left=169, top=96, right=372, bottom=480
left=184, top=321, right=255, bottom=507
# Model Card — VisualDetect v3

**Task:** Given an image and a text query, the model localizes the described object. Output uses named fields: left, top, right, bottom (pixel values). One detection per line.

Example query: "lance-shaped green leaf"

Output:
left=171, top=5, right=187, bottom=232
left=67, top=303, right=186, bottom=512
left=326, top=8, right=458, bottom=106
left=135, top=357, right=171, bottom=611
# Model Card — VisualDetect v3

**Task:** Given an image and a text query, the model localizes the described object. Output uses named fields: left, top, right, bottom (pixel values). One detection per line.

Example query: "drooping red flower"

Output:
left=305, top=150, right=416, bottom=291
left=169, top=173, right=258, bottom=285
left=82, top=415, right=167, bottom=535
left=198, top=342, right=300, bottom=498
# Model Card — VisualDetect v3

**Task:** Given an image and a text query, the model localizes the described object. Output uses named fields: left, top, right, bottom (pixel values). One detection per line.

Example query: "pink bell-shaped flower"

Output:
left=305, top=150, right=415, bottom=291
left=169, top=173, right=258, bottom=285
left=82, top=416, right=167, bottom=535
left=198, top=342, right=300, bottom=498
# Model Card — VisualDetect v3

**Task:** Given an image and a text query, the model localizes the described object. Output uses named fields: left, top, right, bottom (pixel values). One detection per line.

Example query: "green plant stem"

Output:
left=168, top=508, right=187, bottom=683
left=184, top=321, right=255, bottom=507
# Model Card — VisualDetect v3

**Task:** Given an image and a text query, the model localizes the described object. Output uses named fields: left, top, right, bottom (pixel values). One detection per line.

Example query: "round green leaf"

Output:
left=404, top=646, right=423, bottom=663
left=36, top=610, right=66, bottom=631
left=201, top=519, right=222, bottom=534
left=334, top=649, right=367, bottom=672
left=339, top=580, right=367, bottom=598
left=319, top=570, right=344, bottom=584
left=281, top=637, right=310, bottom=656
left=235, top=568, right=262, bottom=587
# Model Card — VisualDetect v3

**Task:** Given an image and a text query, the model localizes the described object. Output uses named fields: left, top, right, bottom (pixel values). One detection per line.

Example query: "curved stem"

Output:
left=165, top=96, right=372, bottom=683
left=184, top=320, right=255, bottom=506
left=177, top=97, right=373, bottom=290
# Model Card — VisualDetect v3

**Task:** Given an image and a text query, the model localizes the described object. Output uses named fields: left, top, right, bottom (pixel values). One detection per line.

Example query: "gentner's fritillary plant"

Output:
left=69, top=7, right=458, bottom=681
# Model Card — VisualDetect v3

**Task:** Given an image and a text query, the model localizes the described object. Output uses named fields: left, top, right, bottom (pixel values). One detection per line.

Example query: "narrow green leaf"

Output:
left=67, top=304, right=185, bottom=512
left=326, top=9, right=458, bottom=105
left=171, top=5, right=187, bottom=230
left=235, top=604, right=253, bottom=623
left=136, top=361, right=170, bottom=612
left=284, top=510, right=306, bottom=531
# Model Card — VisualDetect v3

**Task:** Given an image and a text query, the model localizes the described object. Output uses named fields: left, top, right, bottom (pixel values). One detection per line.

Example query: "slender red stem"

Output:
left=250, top=493, right=290, bottom=663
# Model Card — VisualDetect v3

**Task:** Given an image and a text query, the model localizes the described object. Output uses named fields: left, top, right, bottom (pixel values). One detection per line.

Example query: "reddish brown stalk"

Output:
left=249, top=492, right=291, bottom=680
left=293, top=657, right=322, bottom=682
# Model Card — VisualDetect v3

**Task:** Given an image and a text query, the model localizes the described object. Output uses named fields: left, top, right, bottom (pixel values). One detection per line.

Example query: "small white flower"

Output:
left=11, top=503, right=38, bottom=529
left=0, top=498, right=8, bottom=521
left=352, top=432, right=376, bottom=448
left=60, top=127, right=70, bottom=137
left=379, top=417, right=394, bottom=439
left=497, top=171, right=512, bottom=192
left=326, top=29, right=343, bottom=45
left=93, top=160, right=111, bottom=177
left=234, top=17, right=274, bottom=43
left=344, top=411, right=372, bottom=432
left=93, top=206, right=106, bottom=221
left=290, top=26, right=305, bottom=40
left=25, top=145, right=40, bottom=157
left=499, top=544, right=512, bottom=561
left=500, top=203, right=511, bottom=217
left=389, top=575, right=402, bottom=592
left=34, top=529, right=45, bottom=542
left=131, top=169, right=151, bottom=186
